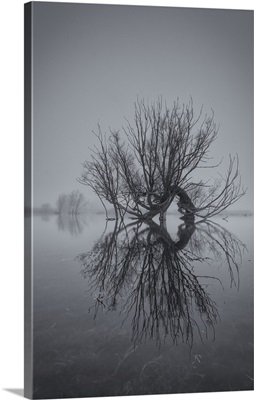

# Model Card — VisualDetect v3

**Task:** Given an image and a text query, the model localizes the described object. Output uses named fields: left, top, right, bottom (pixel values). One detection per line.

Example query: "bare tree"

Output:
left=68, top=190, right=87, bottom=215
left=56, top=194, right=67, bottom=214
left=56, top=190, right=87, bottom=215
left=79, top=98, right=245, bottom=221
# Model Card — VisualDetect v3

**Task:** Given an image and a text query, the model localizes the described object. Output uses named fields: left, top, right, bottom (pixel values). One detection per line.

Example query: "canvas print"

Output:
left=24, top=2, right=254, bottom=398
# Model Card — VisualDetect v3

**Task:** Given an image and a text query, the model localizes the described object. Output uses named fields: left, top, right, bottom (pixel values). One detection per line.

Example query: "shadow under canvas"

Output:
left=4, top=389, right=24, bottom=398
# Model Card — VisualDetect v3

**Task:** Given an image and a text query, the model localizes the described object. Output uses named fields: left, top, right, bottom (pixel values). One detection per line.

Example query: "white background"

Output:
left=0, top=1, right=253, bottom=400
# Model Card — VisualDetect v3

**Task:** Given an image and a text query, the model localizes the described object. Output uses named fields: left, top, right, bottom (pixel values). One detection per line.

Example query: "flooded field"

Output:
left=31, top=213, right=253, bottom=398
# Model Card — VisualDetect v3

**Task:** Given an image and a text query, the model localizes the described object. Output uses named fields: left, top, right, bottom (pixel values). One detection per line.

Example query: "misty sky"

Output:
left=31, top=2, right=253, bottom=211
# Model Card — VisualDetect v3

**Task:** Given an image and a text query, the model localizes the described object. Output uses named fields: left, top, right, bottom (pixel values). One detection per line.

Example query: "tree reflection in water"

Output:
left=57, top=213, right=87, bottom=236
left=76, top=217, right=245, bottom=347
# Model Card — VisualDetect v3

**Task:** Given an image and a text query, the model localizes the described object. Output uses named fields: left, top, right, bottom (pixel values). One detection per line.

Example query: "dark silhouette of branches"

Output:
left=187, top=155, right=246, bottom=218
left=76, top=217, right=244, bottom=347
left=78, top=98, right=245, bottom=220
left=189, top=219, right=246, bottom=289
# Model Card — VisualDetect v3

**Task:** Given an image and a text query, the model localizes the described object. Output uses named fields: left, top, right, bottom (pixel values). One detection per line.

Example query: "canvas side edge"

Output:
left=24, top=2, right=33, bottom=399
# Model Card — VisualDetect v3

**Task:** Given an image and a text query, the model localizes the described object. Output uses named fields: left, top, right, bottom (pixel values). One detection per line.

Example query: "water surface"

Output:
left=31, top=213, right=253, bottom=398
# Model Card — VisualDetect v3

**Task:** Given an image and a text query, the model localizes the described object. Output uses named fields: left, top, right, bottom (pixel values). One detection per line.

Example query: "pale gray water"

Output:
left=31, top=213, right=253, bottom=398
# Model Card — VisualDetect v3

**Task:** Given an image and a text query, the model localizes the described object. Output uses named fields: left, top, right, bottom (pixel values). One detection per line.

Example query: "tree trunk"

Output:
left=140, top=186, right=195, bottom=221
left=173, top=185, right=196, bottom=215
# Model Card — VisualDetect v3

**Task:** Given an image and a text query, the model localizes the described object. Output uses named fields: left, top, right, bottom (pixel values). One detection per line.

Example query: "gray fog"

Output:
left=31, top=3, right=253, bottom=212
